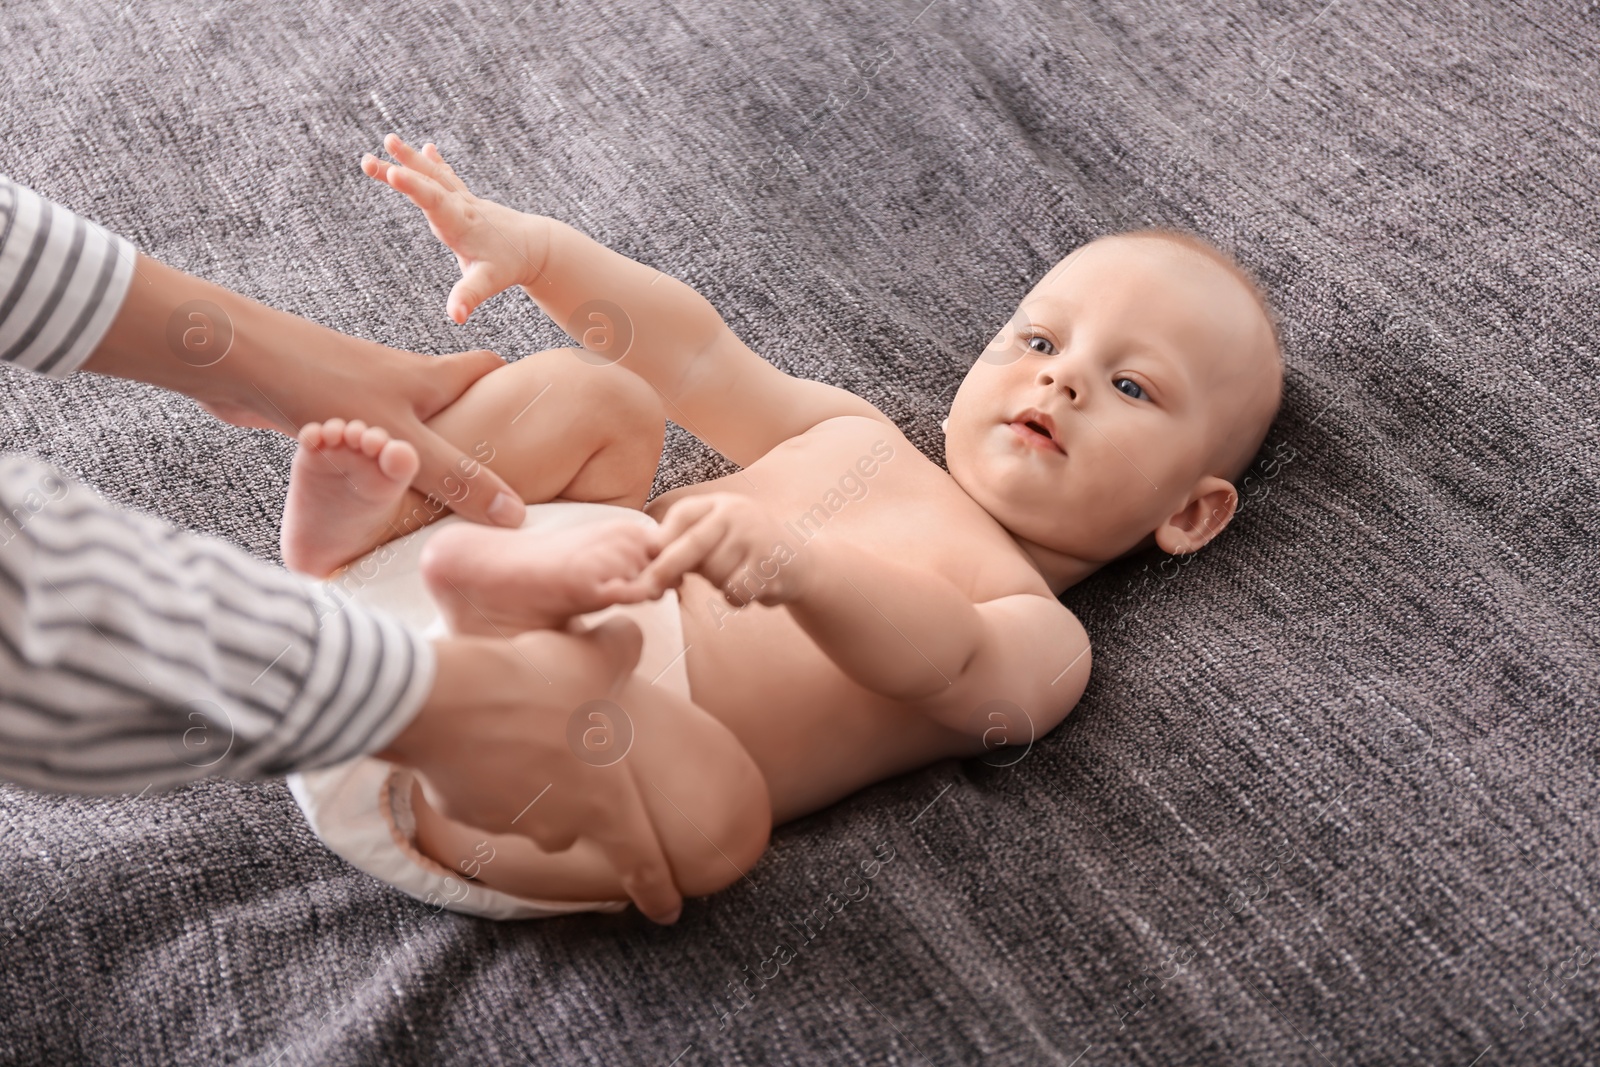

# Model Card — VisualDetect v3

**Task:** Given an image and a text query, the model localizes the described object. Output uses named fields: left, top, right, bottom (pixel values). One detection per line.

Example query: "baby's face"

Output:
left=945, top=235, right=1278, bottom=574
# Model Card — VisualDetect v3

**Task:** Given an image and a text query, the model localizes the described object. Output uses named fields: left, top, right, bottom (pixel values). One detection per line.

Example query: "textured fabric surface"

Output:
left=3, top=1, right=1599, bottom=1063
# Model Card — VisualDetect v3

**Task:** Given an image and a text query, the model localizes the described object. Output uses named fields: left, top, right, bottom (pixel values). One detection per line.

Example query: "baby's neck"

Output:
left=1008, top=532, right=1101, bottom=598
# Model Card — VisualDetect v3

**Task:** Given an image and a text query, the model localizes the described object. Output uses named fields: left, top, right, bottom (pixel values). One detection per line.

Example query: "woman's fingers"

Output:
left=586, top=767, right=684, bottom=925
left=415, top=349, right=504, bottom=422
left=409, top=425, right=526, bottom=528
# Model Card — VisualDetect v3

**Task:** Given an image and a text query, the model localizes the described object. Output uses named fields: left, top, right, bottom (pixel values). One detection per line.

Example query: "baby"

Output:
left=284, top=134, right=1283, bottom=913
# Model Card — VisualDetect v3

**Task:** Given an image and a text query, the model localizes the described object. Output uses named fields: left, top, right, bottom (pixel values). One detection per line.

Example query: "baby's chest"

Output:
left=650, top=418, right=1037, bottom=598
left=737, top=424, right=1017, bottom=594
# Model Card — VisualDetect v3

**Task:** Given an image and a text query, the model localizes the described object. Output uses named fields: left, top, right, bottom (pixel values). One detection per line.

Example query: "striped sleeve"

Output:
left=0, top=454, right=436, bottom=794
left=0, top=175, right=137, bottom=378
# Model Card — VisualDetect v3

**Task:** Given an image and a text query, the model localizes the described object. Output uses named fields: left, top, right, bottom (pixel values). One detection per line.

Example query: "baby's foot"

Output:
left=282, top=419, right=420, bottom=578
left=419, top=519, right=657, bottom=636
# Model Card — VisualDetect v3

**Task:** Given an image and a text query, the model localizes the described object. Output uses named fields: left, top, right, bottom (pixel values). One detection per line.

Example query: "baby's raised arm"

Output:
left=363, top=135, right=894, bottom=467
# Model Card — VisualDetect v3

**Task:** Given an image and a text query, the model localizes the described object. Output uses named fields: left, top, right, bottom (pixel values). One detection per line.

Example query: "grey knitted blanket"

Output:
left=2, top=1, right=1598, bottom=1063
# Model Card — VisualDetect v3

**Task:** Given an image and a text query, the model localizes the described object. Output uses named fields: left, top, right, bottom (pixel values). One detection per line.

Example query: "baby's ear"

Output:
left=1153, top=476, right=1238, bottom=555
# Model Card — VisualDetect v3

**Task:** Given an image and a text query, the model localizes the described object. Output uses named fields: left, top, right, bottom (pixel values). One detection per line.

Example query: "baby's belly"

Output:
left=673, top=572, right=976, bottom=824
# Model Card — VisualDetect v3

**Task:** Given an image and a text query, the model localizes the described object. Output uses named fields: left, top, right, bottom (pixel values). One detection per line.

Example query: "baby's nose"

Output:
left=1039, top=369, right=1077, bottom=401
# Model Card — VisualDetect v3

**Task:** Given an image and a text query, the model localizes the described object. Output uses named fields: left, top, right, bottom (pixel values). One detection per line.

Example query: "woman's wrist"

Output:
left=375, top=635, right=513, bottom=766
left=80, top=251, right=354, bottom=428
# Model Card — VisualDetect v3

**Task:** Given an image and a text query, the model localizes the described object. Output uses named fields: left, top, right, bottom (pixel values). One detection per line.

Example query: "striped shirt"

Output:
left=0, top=176, right=434, bottom=794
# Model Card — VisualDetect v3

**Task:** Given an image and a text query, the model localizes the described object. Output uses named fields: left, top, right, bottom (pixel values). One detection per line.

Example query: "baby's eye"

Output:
left=1024, top=334, right=1054, bottom=355
left=1114, top=377, right=1146, bottom=400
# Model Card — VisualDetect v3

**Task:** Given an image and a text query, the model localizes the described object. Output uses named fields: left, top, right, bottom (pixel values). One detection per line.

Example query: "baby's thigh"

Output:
left=424, top=347, right=667, bottom=510
left=613, top=672, right=772, bottom=897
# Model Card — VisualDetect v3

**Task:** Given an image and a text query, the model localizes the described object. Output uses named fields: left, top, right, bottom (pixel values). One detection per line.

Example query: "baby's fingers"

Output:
left=385, top=133, right=470, bottom=194
left=361, top=153, right=400, bottom=187
left=361, top=152, right=441, bottom=207
left=422, top=142, right=471, bottom=194
left=640, top=516, right=726, bottom=593
left=378, top=159, right=452, bottom=213
left=447, top=262, right=500, bottom=325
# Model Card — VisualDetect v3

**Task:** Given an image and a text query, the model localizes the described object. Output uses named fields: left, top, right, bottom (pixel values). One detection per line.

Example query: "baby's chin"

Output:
left=954, top=455, right=1128, bottom=546
left=980, top=485, right=1151, bottom=559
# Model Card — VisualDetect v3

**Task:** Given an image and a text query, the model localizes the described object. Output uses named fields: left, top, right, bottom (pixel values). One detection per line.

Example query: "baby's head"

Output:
left=944, top=230, right=1284, bottom=594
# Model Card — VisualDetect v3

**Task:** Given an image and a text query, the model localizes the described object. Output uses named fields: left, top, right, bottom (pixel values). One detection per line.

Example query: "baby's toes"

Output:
left=311, top=418, right=347, bottom=449
left=376, top=437, right=420, bottom=482
left=357, top=424, right=390, bottom=457
left=340, top=419, right=370, bottom=450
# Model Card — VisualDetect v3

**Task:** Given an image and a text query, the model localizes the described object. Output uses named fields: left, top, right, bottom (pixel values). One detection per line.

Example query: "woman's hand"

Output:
left=378, top=618, right=685, bottom=924
left=362, top=134, right=548, bottom=326
left=218, top=337, right=527, bottom=526
left=83, top=252, right=528, bottom=528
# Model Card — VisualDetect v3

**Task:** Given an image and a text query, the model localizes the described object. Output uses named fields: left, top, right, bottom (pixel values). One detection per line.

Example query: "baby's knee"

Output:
left=541, top=347, right=665, bottom=431
left=581, top=358, right=666, bottom=478
left=662, top=757, right=772, bottom=897
left=542, top=349, right=665, bottom=507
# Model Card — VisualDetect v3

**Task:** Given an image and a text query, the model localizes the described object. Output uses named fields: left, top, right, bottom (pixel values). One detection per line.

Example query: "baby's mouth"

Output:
left=1007, top=419, right=1065, bottom=454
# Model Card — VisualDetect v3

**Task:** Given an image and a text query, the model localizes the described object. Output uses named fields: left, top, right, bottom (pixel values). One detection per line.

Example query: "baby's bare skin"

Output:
left=644, top=414, right=1059, bottom=823
left=413, top=414, right=1030, bottom=824
left=296, top=134, right=1283, bottom=907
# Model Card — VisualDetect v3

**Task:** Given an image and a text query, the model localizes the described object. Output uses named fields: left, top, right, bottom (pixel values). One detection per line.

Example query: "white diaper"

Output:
left=286, top=501, right=689, bottom=921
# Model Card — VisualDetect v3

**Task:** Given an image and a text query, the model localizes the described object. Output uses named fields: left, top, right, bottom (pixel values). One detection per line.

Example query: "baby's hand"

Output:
left=361, top=133, right=542, bottom=325
left=622, top=493, right=807, bottom=607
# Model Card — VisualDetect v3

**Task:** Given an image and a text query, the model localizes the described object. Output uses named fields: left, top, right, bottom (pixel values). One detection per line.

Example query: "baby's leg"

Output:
left=281, top=348, right=666, bottom=579
left=410, top=663, right=772, bottom=904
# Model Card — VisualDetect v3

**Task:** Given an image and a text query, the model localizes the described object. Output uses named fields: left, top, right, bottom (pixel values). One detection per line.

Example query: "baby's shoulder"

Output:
left=807, top=411, right=908, bottom=441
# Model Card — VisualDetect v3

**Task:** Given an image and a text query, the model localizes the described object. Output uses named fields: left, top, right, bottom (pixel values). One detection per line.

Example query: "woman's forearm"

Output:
left=80, top=252, right=526, bottom=526
left=81, top=252, right=309, bottom=424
